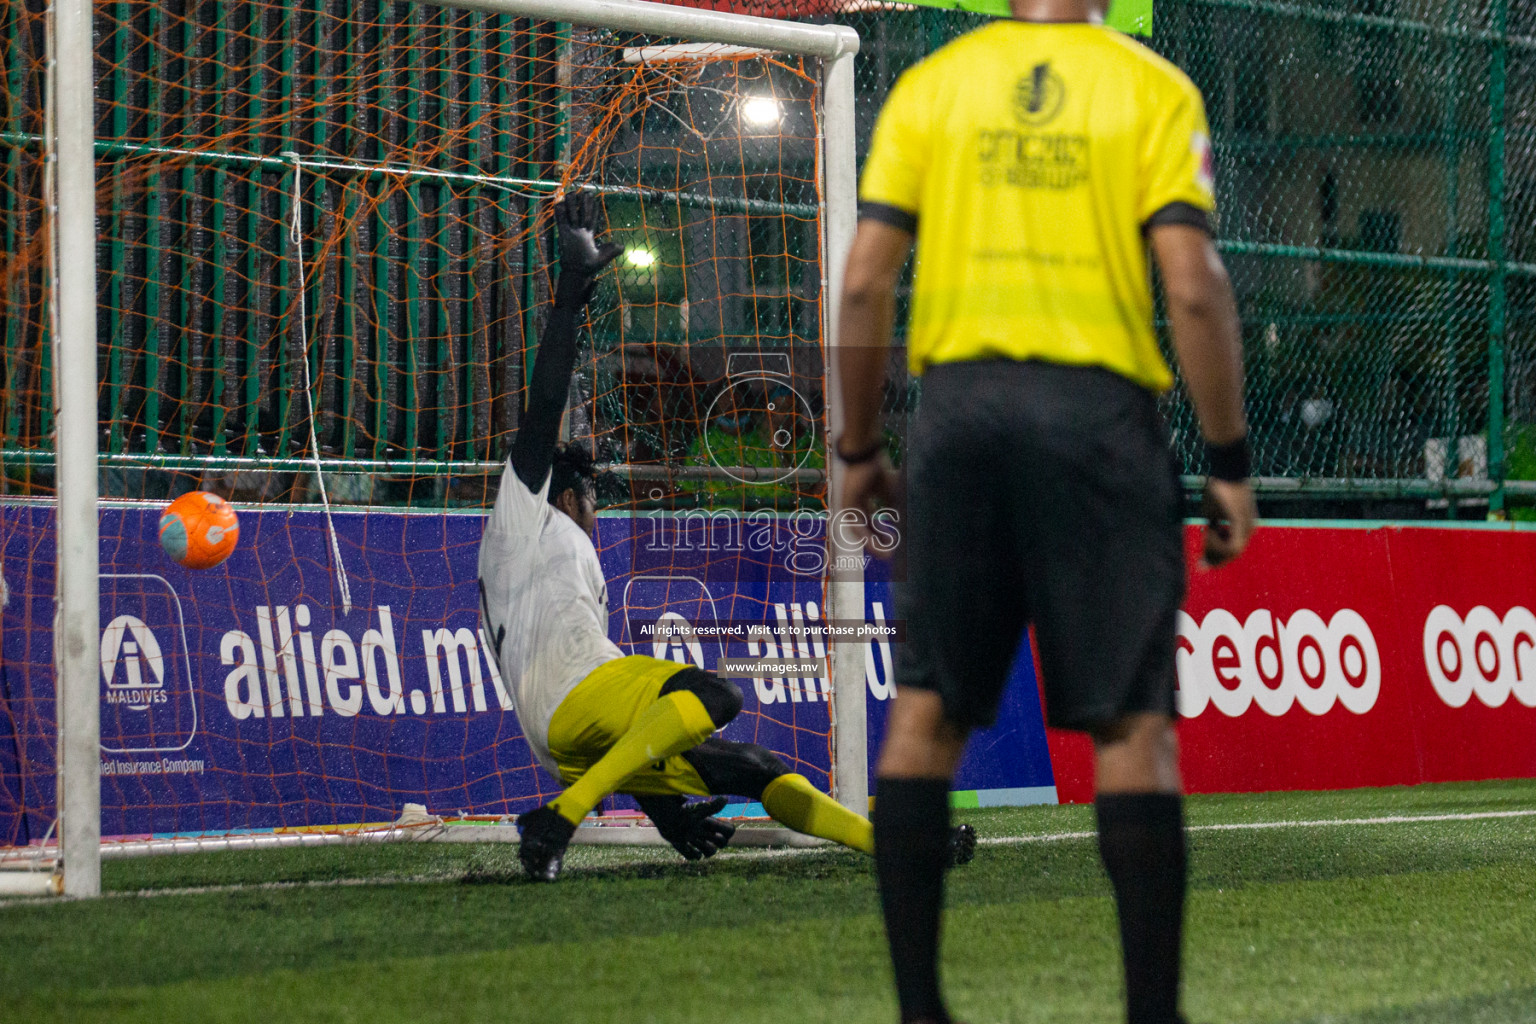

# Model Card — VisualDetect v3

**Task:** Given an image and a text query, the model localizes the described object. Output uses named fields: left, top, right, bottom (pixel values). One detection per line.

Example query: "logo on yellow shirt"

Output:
left=1013, top=62, right=1065, bottom=127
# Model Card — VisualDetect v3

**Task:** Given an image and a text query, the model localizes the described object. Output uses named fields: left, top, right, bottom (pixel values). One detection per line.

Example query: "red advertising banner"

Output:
left=1047, top=524, right=1536, bottom=803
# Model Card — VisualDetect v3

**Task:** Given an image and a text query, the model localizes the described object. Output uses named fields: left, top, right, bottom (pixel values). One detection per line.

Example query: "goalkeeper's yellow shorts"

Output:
left=546, top=655, right=712, bottom=797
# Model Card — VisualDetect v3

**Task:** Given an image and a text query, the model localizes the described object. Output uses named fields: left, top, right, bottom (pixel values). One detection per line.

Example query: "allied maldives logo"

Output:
left=98, top=573, right=198, bottom=753
left=101, top=615, right=169, bottom=709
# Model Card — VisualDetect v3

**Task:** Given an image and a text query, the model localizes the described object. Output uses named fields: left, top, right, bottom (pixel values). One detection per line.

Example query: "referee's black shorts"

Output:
left=894, top=359, right=1186, bottom=733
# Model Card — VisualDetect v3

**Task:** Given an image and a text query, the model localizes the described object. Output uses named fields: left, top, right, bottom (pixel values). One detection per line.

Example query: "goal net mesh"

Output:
left=0, top=0, right=845, bottom=851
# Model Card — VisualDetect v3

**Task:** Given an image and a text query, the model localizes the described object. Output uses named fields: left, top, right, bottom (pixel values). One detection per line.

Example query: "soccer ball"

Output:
left=158, top=491, right=239, bottom=570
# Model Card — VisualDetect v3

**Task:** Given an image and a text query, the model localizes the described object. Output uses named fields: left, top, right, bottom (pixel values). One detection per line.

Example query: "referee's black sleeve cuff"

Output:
left=1143, top=201, right=1212, bottom=235
left=860, top=202, right=918, bottom=235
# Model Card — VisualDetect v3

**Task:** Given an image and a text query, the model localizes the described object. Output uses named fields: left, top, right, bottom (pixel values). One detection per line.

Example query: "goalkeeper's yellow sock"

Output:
left=762, top=772, right=874, bottom=854
left=549, top=691, right=716, bottom=826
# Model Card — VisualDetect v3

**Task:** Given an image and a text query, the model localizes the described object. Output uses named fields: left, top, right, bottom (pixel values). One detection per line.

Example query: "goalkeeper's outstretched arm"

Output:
left=508, top=192, right=622, bottom=493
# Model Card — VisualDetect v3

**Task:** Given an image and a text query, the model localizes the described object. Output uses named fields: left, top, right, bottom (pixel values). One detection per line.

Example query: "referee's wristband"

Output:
left=835, top=437, right=884, bottom=466
left=1206, top=435, right=1252, bottom=483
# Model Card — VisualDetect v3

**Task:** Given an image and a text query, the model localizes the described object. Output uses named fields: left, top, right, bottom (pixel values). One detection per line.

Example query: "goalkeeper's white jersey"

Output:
left=478, top=462, right=622, bottom=776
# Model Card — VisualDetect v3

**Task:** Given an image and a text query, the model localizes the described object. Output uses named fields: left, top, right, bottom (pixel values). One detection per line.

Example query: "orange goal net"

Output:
left=0, top=0, right=868, bottom=873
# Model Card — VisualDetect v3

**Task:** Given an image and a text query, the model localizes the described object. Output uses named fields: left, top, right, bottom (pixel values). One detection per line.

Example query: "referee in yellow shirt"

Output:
left=837, top=2, right=1256, bottom=1022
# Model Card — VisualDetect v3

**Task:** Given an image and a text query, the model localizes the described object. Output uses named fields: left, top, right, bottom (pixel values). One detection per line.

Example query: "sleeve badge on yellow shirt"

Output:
left=1193, top=131, right=1215, bottom=193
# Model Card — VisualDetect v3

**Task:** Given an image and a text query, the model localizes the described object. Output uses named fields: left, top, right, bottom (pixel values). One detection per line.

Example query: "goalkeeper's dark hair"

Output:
left=548, top=442, right=597, bottom=506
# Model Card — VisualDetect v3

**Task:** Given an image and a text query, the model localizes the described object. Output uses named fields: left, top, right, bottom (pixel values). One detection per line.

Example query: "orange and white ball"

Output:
left=158, top=491, right=239, bottom=570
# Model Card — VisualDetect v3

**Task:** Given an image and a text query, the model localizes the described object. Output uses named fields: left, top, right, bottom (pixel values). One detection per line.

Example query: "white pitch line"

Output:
left=0, top=845, right=837, bottom=907
left=3, top=808, right=1532, bottom=908
left=0, top=873, right=457, bottom=907
left=976, top=808, right=1536, bottom=847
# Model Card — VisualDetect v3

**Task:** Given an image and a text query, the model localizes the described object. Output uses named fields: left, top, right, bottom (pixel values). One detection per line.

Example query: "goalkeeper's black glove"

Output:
left=639, top=795, right=737, bottom=861
left=553, top=190, right=623, bottom=310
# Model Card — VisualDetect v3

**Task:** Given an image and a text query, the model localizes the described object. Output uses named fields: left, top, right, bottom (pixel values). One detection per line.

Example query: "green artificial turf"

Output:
left=3, top=780, right=1534, bottom=1023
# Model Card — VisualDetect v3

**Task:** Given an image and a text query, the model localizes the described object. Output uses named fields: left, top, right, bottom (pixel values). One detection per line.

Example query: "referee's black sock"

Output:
left=874, top=777, right=953, bottom=1024
left=1096, top=792, right=1187, bottom=1024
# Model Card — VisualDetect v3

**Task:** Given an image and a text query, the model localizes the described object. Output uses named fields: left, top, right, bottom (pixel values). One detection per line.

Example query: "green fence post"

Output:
left=242, top=1, right=264, bottom=459
left=208, top=2, right=230, bottom=458
left=494, top=16, right=517, bottom=448
left=176, top=4, right=197, bottom=456
left=921, top=7, right=947, bottom=54
left=104, top=2, right=131, bottom=454
left=1488, top=0, right=1509, bottom=517
left=371, top=3, right=395, bottom=462
left=336, top=2, right=360, bottom=463
left=1, top=2, right=16, bottom=458
left=276, top=1, right=298, bottom=458
left=3, top=145, right=22, bottom=455
left=1438, top=0, right=1462, bottom=516
left=310, top=0, right=330, bottom=461
left=464, top=15, right=487, bottom=462
left=142, top=0, right=169, bottom=456
left=402, top=12, right=424, bottom=458
left=520, top=21, right=541, bottom=392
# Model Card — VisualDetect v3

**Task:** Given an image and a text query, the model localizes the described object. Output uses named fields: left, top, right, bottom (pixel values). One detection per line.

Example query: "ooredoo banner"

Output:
left=1047, top=523, right=1536, bottom=802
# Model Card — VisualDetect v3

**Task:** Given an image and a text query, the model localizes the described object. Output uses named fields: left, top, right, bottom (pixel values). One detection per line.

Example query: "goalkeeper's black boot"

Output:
left=518, top=804, right=577, bottom=882
left=947, top=823, right=977, bottom=868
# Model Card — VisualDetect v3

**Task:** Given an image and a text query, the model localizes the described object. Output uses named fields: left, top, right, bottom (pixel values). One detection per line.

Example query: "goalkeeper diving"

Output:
left=478, top=194, right=975, bottom=881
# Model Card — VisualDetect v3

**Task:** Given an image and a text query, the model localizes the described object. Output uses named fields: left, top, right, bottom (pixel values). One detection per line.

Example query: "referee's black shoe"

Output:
left=947, top=823, right=977, bottom=868
left=517, top=804, right=577, bottom=882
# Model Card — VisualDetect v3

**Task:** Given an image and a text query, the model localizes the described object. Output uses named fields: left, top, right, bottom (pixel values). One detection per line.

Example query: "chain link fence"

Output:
left=841, top=0, right=1535, bottom=518
left=1, top=0, right=1531, bottom=517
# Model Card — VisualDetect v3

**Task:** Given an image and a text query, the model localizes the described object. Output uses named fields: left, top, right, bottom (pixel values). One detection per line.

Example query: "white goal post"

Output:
left=39, top=0, right=862, bottom=899
left=50, top=0, right=103, bottom=901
